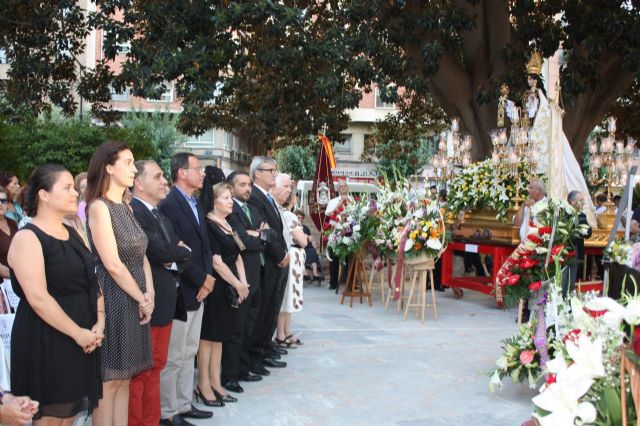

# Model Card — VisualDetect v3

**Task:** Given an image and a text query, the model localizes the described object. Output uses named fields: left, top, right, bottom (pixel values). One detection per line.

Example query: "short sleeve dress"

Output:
left=281, top=211, right=305, bottom=313
left=10, top=223, right=102, bottom=419
left=88, top=198, right=152, bottom=381
left=200, top=219, right=240, bottom=342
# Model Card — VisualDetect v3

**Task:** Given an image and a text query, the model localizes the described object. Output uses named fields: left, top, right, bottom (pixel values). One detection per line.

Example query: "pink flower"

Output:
left=519, top=350, right=535, bottom=365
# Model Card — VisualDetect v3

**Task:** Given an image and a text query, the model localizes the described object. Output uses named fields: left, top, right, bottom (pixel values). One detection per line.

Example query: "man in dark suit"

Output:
left=129, top=160, right=193, bottom=426
left=159, top=153, right=214, bottom=425
left=247, top=157, right=289, bottom=373
left=222, top=171, right=267, bottom=392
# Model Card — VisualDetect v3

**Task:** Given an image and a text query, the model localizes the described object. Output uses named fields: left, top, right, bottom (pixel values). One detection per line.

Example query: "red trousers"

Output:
left=128, top=323, right=172, bottom=426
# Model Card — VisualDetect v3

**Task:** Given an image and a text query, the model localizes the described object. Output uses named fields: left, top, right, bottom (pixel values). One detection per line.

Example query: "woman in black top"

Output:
left=8, top=164, right=103, bottom=424
left=197, top=183, right=249, bottom=405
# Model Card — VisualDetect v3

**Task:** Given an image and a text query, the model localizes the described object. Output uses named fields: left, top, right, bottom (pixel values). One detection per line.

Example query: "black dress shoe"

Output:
left=263, top=358, right=287, bottom=368
left=269, top=353, right=281, bottom=360
left=272, top=346, right=288, bottom=355
left=160, top=415, right=196, bottom=426
left=250, top=364, right=271, bottom=376
left=240, top=373, right=263, bottom=382
left=222, top=380, right=244, bottom=393
left=180, top=404, right=213, bottom=419
left=434, top=286, right=445, bottom=292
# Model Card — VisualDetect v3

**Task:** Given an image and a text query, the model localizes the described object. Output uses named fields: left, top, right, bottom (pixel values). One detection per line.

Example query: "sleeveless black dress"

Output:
left=10, top=223, right=102, bottom=419
left=88, top=198, right=152, bottom=381
left=201, top=220, right=240, bottom=342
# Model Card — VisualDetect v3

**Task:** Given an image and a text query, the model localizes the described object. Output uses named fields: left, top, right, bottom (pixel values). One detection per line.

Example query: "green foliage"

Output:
left=362, top=93, right=446, bottom=180
left=274, top=144, right=317, bottom=181
left=121, top=109, right=187, bottom=174
left=1, top=1, right=638, bottom=157
left=0, top=107, right=154, bottom=179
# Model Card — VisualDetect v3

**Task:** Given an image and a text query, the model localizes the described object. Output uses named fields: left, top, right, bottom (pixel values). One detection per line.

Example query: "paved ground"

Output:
left=187, top=282, right=536, bottom=426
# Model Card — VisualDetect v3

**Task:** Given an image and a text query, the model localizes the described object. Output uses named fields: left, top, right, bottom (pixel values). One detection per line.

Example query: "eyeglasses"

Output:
left=183, top=167, right=204, bottom=173
left=257, top=168, right=278, bottom=174
left=0, top=199, right=9, bottom=205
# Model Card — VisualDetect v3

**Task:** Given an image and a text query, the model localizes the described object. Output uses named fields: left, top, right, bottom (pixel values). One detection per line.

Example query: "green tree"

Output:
left=0, top=108, right=154, bottom=178
left=275, top=144, right=317, bottom=181
left=362, top=92, right=447, bottom=180
left=121, top=109, right=187, bottom=173
left=1, top=1, right=638, bottom=158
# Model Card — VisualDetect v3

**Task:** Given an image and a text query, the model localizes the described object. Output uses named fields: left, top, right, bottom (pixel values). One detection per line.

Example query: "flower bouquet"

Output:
left=325, top=197, right=377, bottom=262
left=446, top=159, right=539, bottom=222
left=605, top=237, right=634, bottom=267
left=371, top=183, right=409, bottom=260
left=489, top=319, right=554, bottom=391
left=496, top=198, right=590, bottom=308
left=401, top=198, right=446, bottom=260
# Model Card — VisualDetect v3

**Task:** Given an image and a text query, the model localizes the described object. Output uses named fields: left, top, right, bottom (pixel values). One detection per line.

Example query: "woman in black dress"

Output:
left=86, top=142, right=154, bottom=426
left=196, top=183, right=249, bottom=405
left=8, top=164, right=103, bottom=424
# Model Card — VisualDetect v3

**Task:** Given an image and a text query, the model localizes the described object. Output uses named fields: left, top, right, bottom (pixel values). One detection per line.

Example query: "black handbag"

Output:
left=226, top=285, right=240, bottom=309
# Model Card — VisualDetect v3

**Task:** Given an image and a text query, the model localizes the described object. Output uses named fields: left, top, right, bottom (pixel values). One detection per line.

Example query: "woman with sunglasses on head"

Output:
left=0, top=186, right=18, bottom=283
left=0, top=172, right=27, bottom=227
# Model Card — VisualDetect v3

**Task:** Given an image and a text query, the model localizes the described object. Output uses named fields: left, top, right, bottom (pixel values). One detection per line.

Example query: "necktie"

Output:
left=267, top=193, right=277, bottom=210
left=152, top=208, right=172, bottom=241
left=241, top=203, right=253, bottom=225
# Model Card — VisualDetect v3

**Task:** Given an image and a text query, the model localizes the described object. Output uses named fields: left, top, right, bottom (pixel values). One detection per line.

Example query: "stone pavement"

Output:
left=187, top=283, right=536, bottom=426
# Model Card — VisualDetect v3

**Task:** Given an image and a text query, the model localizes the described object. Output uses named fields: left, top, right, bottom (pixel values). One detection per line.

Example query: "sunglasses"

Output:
left=0, top=198, right=9, bottom=205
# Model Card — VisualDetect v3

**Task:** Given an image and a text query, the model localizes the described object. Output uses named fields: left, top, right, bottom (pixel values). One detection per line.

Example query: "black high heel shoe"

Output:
left=213, top=388, right=238, bottom=403
left=194, top=386, right=224, bottom=407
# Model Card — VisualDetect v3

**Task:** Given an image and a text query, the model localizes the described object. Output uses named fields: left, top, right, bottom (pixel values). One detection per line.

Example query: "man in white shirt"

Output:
left=325, top=180, right=352, bottom=290
left=514, top=178, right=547, bottom=241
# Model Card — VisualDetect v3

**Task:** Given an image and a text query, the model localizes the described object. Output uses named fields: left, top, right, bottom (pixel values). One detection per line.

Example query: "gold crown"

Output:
left=526, top=50, right=543, bottom=75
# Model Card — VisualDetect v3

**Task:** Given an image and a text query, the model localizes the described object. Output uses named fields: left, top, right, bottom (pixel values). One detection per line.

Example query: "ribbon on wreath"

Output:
left=533, top=206, right=560, bottom=368
left=391, top=224, right=411, bottom=300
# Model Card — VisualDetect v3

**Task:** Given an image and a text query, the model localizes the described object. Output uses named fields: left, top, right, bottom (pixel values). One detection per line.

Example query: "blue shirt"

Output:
left=175, top=185, right=200, bottom=224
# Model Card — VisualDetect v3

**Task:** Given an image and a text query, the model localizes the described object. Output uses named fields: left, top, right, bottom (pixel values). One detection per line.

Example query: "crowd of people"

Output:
left=0, top=144, right=309, bottom=425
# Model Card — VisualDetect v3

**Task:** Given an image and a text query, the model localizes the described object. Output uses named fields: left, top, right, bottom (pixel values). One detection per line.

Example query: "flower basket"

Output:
left=404, top=253, right=435, bottom=268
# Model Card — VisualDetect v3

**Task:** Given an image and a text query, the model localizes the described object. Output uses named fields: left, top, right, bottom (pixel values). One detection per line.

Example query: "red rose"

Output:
left=545, top=373, right=556, bottom=385
left=633, top=328, right=640, bottom=357
left=551, top=245, right=565, bottom=256
left=527, top=234, right=543, bottom=245
left=538, top=226, right=552, bottom=235
left=507, top=274, right=520, bottom=286
left=323, top=222, right=331, bottom=231
left=563, top=329, right=582, bottom=344
left=528, top=281, right=542, bottom=291
left=520, top=258, right=538, bottom=269
left=566, top=251, right=576, bottom=258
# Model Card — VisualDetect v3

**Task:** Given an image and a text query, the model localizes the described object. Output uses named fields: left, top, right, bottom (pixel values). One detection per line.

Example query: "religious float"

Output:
left=436, top=51, right=631, bottom=307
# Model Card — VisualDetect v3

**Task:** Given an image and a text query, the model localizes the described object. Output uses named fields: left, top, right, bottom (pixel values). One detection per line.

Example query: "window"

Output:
left=109, top=85, right=129, bottom=102
left=375, top=87, right=396, bottom=109
left=186, top=129, right=215, bottom=148
left=147, top=82, right=174, bottom=103
left=333, top=134, right=352, bottom=153
left=224, top=132, right=234, bottom=150
left=0, top=49, right=7, bottom=64
left=103, top=32, right=131, bottom=55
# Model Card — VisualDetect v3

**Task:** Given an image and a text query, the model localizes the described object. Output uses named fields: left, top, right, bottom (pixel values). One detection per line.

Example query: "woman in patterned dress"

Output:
left=275, top=189, right=307, bottom=348
left=85, top=142, right=154, bottom=426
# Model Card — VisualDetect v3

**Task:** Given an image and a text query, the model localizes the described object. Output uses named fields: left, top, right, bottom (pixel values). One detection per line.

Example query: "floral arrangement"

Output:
left=605, top=237, right=633, bottom=267
left=401, top=198, right=445, bottom=259
left=325, top=197, right=377, bottom=261
left=446, top=159, right=538, bottom=222
left=529, top=290, right=640, bottom=425
left=489, top=319, right=554, bottom=391
left=496, top=198, right=590, bottom=308
left=371, top=182, right=409, bottom=259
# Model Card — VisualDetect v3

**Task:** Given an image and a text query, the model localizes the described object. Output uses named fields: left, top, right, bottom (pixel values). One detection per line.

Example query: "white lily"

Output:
left=624, top=299, right=640, bottom=326
left=489, top=370, right=503, bottom=392
left=427, top=238, right=442, bottom=251
left=532, top=357, right=597, bottom=426
left=404, top=238, right=414, bottom=252
left=584, top=296, right=625, bottom=329
left=565, top=335, right=605, bottom=379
